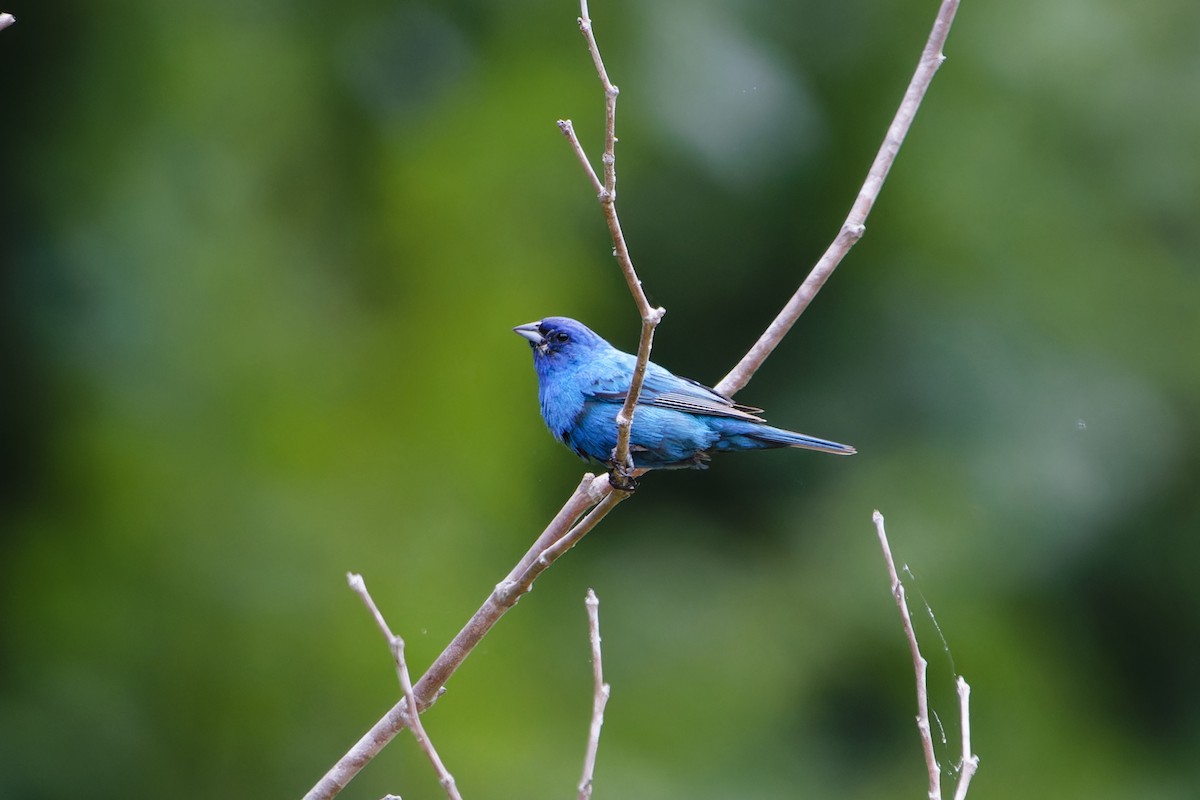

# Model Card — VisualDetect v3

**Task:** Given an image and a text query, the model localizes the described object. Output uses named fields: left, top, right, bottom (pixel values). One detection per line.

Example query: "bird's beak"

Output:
left=513, top=322, right=545, bottom=346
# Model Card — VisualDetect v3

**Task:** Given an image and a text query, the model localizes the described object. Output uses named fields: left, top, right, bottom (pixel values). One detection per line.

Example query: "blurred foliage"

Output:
left=2, top=0, right=1198, bottom=798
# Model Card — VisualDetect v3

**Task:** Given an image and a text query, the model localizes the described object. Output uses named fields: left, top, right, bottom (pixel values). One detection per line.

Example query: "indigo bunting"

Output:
left=514, top=317, right=855, bottom=476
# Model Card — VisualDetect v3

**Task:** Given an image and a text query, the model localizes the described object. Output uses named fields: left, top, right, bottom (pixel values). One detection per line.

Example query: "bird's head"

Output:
left=513, top=316, right=608, bottom=361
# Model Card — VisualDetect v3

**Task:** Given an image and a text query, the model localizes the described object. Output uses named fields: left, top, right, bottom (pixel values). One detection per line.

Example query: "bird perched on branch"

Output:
left=514, top=317, right=855, bottom=485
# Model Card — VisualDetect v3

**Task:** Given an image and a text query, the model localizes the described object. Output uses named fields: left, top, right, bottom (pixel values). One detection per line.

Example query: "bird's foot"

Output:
left=607, top=467, right=638, bottom=493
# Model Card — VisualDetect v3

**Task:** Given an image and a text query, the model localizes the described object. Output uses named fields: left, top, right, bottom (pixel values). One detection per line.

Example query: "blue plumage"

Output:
left=514, top=317, right=855, bottom=471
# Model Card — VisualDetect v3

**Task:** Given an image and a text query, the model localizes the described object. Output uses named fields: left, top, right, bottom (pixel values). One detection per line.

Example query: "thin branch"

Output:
left=952, top=677, right=980, bottom=800
left=412, top=472, right=611, bottom=702
left=611, top=317, right=662, bottom=486
left=557, top=119, right=603, bottom=196
left=515, top=491, right=626, bottom=590
left=347, top=572, right=400, bottom=652
left=562, top=0, right=666, bottom=485
left=872, top=511, right=941, bottom=800
left=577, top=589, right=610, bottom=800
left=304, top=473, right=620, bottom=800
left=347, top=573, right=463, bottom=800
left=714, top=0, right=961, bottom=397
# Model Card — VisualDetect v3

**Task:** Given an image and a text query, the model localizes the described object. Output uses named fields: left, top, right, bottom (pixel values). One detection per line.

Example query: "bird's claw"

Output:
left=607, top=468, right=638, bottom=493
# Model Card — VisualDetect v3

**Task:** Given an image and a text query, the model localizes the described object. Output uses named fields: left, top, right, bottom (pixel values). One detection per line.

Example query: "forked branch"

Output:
left=304, top=2, right=962, bottom=796
left=558, top=0, right=665, bottom=487
left=872, top=511, right=979, bottom=800
left=347, top=573, right=462, bottom=800
left=303, top=473, right=615, bottom=800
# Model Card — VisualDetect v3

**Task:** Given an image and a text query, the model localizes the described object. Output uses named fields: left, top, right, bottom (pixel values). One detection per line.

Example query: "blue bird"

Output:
left=514, top=317, right=855, bottom=481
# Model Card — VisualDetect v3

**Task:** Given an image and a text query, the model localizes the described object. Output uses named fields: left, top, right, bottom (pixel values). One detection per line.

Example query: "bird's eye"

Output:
left=551, top=332, right=570, bottom=344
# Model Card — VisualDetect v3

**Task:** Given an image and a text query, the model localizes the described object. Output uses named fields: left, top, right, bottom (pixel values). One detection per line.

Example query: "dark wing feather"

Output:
left=649, top=391, right=765, bottom=421
left=589, top=361, right=767, bottom=422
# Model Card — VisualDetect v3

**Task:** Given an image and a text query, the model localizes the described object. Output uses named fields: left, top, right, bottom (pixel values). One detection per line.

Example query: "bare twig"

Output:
left=577, top=589, right=610, bottom=800
left=577, top=0, right=617, bottom=199
left=557, top=120, right=603, bottom=196
left=953, top=676, right=980, bottom=800
left=347, top=573, right=400, bottom=655
left=348, top=573, right=463, bottom=800
left=559, top=0, right=666, bottom=485
left=872, top=511, right=940, bottom=799
left=714, top=0, right=961, bottom=397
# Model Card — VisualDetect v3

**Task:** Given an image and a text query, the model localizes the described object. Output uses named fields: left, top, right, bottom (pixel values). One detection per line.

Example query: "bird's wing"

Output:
left=648, top=390, right=766, bottom=421
left=588, top=361, right=767, bottom=422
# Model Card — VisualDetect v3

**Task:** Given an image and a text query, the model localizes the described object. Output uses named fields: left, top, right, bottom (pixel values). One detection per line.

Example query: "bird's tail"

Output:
left=746, top=424, right=857, bottom=455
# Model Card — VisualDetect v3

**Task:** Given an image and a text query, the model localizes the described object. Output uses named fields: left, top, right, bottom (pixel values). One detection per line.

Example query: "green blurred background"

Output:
left=2, top=0, right=1197, bottom=797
